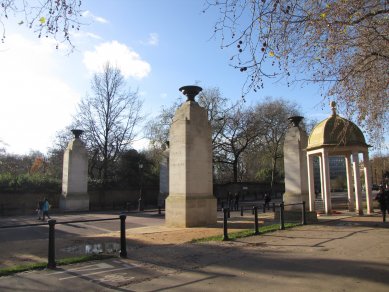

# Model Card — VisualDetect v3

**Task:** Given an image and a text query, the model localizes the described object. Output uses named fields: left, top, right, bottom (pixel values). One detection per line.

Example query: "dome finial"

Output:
left=330, top=101, right=337, bottom=116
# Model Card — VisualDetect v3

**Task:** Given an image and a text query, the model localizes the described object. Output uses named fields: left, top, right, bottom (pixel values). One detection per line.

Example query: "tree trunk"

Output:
left=233, top=160, right=238, bottom=183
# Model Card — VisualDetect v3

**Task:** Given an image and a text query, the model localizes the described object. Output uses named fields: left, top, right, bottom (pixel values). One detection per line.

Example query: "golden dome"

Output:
left=307, top=102, right=368, bottom=150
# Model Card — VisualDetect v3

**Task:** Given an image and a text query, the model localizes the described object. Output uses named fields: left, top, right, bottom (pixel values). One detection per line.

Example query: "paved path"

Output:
left=0, top=212, right=388, bottom=291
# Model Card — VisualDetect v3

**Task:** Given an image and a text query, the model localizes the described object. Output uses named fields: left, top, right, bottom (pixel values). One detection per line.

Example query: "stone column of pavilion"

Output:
left=165, top=85, right=217, bottom=227
left=60, top=129, right=89, bottom=211
left=306, top=102, right=372, bottom=215
left=344, top=155, right=355, bottom=211
left=283, top=116, right=318, bottom=222
left=363, top=152, right=373, bottom=213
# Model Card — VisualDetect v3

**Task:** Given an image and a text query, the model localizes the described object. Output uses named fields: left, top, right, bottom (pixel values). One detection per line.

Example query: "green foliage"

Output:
left=0, top=173, right=61, bottom=193
left=255, top=168, right=273, bottom=183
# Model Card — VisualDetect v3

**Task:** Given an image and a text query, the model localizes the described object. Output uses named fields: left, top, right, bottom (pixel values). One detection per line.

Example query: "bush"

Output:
left=0, top=173, right=61, bottom=193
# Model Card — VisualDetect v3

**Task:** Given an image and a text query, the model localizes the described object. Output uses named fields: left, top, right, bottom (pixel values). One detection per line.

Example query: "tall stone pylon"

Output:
left=60, top=129, right=89, bottom=211
left=283, top=116, right=317, bottom=222
left=283, top=116, right=309, bottom=208
left=165, top=85, right=217, bottom=227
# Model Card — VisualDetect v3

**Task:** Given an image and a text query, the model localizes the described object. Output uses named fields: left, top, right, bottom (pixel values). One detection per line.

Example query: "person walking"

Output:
left=264, top=193, right=271, bottom=210
left=375, top=187, right=387, bottom=222
left=42, top=198, right=51, bottom=221
left=234, top=192, right=240, bottom=211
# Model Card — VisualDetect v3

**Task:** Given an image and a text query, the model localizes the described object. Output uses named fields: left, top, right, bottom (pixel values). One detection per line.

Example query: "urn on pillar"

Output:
left=165, top=85, right=217, bottom=227
left=60, top=129, right=89, bottom=211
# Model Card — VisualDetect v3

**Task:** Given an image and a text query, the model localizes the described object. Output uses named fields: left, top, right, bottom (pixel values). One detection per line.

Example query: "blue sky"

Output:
left=0, top=0, right=335, bottom=155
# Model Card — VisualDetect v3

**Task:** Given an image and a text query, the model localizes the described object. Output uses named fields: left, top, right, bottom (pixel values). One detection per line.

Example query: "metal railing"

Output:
left=1, top=214, right=127, bottom=269
left=222, top=201, right=307, bottom=239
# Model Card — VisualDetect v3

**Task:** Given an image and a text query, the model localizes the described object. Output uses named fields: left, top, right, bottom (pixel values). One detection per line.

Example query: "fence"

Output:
left=222, top=201, right=307, bottom=240
left=0, top=214, right=127, bottom=269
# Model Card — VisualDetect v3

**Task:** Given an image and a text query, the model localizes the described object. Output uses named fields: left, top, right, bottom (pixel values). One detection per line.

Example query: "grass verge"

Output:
left=191, top=223, right=300, bottom=243
left=0, top=254, right=114, bottom=277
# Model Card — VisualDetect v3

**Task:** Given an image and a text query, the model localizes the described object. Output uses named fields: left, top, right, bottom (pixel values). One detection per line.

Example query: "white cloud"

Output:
left=146, top=33, right=159, bottom=46
left=132, top=138, right=150, bottom=151
left=83, top=41, right=151, bottom=79
left=72, top=31, right=103, bottom=40
left=0, top=34, right=81, bottom=154
left=82, top=11, right=109, bottom=24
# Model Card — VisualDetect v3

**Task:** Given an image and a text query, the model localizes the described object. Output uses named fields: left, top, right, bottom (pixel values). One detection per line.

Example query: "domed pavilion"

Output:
left=306, top=102, right=373, bottom=215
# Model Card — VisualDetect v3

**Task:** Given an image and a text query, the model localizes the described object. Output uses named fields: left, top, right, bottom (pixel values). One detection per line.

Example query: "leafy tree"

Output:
left=75, top=62, right=144, bottom=184
left=253, top=98, right=300, bottom=190
left=206, top=0, right=389, bottom=143
left=114, top=149, right=158, bottom=189
left=214, top=104, right=259, bottom=182
left=371, top=154, right=389, bottom=185
left=0, top=0, right=84, bottom=49
left=0, top=150, right=44, bottom=175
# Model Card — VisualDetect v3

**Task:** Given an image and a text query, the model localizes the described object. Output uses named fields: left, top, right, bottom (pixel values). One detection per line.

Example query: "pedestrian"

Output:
left=264, top=193, right=271, bottom=210
left=375, top=187, right=387, bottom=222
left=42, top=198, right=51, bottom=221
left=36, top=200, right=43, bottom=220
left=234, top=192, right=240, bottom=211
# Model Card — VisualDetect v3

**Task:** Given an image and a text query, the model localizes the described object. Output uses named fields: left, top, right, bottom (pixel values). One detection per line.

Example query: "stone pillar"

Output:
left=363, top=152, right=373, bottom=214
left=283, top=116, right=309, bottom=207
left=307, top=154, right=315, bottom=212
left=322, top=149, right=332, bottom=214
left=158, top=144, right=169, bottom=207
left=283, top=116, right=317, bottom=222
left=165, top=86, right=217, bottom=227
left=60, top=129, right=89, bottom=211
left=352, top=152, right=363, bottom=215
left=345, top=154, right=355, bottom=212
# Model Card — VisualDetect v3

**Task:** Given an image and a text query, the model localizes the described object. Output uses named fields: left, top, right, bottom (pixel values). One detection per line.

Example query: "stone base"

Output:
left=60, top=193, right=89, bottom=211
left=165, top=194, right=217, bottom=227
left=275, top=210, right=318, bottom=224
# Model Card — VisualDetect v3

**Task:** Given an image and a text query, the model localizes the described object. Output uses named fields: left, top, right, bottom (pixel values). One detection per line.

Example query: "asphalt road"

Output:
left=0, top=215, right=388, bottom=292
left=0, top=211, right=165, bottom=268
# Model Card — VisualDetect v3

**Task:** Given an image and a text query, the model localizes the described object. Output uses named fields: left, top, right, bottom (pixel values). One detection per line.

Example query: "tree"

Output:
left=0, top=0, right=83, bottom=49
left=75, top=63, right=144, bottom=183
left=214, top=104, right=259, bottom=182
left=206, top=0, right=389, bottom=143
left=253, top=98, right=300, bottom=190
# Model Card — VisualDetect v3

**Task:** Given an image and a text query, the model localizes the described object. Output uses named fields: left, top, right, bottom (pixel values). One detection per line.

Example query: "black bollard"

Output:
left=119, top=214, right=127, bottom=258
left=253, top=206, right=260, bottom=235
left=241, top=206, right=244, bottom=216
left=302, top=201, right=307, bottom=225
left=223, top=208, right=229, bottom=241
left=279, top=202, right=285, bottom=230
left=272, top=202, right=276, bottom=213
left=47, top=219, right=56, bottom=269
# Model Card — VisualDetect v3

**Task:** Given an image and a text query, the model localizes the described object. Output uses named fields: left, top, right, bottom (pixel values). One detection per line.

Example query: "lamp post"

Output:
left=138, top=162, right=144, bottom=211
